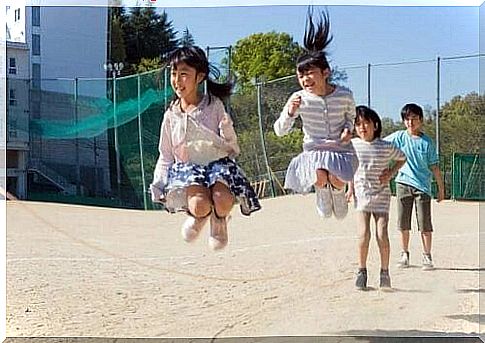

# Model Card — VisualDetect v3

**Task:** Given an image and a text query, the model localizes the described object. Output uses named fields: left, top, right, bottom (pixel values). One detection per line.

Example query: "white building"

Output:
left=6, top=40, right=30, bottom=199
left=6, top=0, right=29, bottom=198
left=6, top=4, right=113, bottom=199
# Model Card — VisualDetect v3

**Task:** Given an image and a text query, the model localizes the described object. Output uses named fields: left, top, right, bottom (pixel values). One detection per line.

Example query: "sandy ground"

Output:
left=5, top=195, right=484, bottom=340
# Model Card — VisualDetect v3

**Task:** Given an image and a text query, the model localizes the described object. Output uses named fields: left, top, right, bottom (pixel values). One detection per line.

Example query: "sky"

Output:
left=153, top=4, right=480, bottom=121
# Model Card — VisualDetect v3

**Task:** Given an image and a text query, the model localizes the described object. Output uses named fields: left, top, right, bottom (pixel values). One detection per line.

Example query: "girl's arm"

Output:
left=219, top=113, right=241, bottom=156
left=379, top=146, right=407, bottom=184
left=343, top=93, right=356, bottom=133
left=150, top=114, right=174, bottom=202
left=345, top=181, right=354, bottom=202
left=274, top=94, right=300, bottom=136
left=430, top=164, right=445, bottom=202
left=379, top=160, right=406, bottom=184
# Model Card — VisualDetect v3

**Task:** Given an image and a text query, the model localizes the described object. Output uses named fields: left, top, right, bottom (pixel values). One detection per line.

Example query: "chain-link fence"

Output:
left=5, top=54, right=484, bottom=207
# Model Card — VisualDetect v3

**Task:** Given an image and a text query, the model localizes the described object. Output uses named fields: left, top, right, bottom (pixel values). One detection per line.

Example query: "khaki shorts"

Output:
left=396, top=183, right=433, bottom=232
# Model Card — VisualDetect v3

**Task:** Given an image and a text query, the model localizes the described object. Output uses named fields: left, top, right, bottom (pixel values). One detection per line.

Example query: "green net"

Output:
left=452, top=153, right=484, bottom=200
left=30, top=80, right=172, bottom=139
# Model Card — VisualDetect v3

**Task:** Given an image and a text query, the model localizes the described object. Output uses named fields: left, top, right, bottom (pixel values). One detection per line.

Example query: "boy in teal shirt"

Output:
left=385, top=103, right=445, bottom=270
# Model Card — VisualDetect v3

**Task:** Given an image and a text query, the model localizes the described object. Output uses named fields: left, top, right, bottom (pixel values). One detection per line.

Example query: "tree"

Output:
left=180, top=27, right=195, bottom=47
left=122, top=8, right=178, bottom=73
left=111, top=15, right=127, bottom=64
left=134, top=57, right=162, bottom=73
left=439, top=92, right=484, bottom=156
left=231, top=32, right=302, bottom=88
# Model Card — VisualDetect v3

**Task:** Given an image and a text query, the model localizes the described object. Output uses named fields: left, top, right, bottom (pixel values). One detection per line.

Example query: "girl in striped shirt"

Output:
left=347, top=106, right=406, bottom=290
left=274, top=9, right=358, bottom=219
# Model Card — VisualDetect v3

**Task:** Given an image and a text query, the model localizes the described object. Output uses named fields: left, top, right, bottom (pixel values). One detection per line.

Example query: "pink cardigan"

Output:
left=150, top=94, right=240, bottom=198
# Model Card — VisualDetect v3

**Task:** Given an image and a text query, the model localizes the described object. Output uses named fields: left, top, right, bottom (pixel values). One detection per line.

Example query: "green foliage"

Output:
left=122, top=8, right=178, bottom=73
left=231, top=32, right=302, bottom=88
left=180, top=27, right=195, bottom=47
left=439, top=92, right=484, bottom=156
left=134, top=57, right=163, bottom=73
left=111, top=16, right=127, bottom=63
left=381, top=117, right=404, bottom=138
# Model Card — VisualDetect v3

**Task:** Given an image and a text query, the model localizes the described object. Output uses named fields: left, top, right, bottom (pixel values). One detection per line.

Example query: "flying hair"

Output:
left=303, top=7, right=333, bottom=53
left=297, top=7, right=333, bottom=73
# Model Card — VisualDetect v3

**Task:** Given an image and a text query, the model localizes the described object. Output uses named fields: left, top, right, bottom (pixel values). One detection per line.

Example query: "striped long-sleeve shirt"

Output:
left=274, top=86, right=355, bottom=151
left=352, top=137, right=406, bottom=213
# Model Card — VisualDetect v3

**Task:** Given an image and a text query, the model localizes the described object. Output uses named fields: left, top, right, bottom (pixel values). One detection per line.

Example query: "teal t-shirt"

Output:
left=384, top=130, right=438, bottom=195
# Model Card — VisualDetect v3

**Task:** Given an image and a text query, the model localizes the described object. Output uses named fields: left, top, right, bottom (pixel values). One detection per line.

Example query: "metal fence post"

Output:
left=113, top=75, right=122, bottom=203
left=367, top=63, right=371, bottom=107
left=256, top=78, right=276, bottom=197
left=74, top=77, right=80, bottom=195
left=137, top=74, right=148, bottom=210
left=436, top=56, right=441, bottom=158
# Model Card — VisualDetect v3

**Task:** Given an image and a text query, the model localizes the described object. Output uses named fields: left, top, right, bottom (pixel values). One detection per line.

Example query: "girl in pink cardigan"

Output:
left=150, top=46, right=260, bottom=250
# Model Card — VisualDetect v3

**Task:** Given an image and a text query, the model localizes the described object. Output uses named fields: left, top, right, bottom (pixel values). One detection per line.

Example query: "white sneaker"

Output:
left=330, top=186, right=348, bottom=219
left=397, top=251, right=410, bottom=268
left=208, top=211, right=229, bottom=250
left=422, top=253, right=434, bottom=270
left=181, top=215, right=209, bottom=242
left=315, top=186, right=332, bottom=218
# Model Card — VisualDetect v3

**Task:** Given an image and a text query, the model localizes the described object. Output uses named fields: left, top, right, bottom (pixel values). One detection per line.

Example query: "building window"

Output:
left=14, top=8, right=21, bottom=22
left=9, top=89, right=17, bottom=106
left=32, top=7, right=40, bottom=26
left=32, top=63, right=41, bottom=89
left=8, top=119, right=18, bottom=139
left=8, top=58, right=17, bottom=74
left=32, top=34, right=40, bottom=55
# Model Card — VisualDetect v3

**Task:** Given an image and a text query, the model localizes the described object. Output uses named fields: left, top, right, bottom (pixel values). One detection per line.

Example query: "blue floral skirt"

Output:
left=164, top=157, right=261, bottom=216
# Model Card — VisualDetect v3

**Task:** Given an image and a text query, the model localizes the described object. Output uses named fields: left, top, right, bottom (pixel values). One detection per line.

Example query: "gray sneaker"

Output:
left=330, top=186, right=348, bottom=220
left=380, top=269, right=392, bottom=289
left=397, top=251, right=409, bottom=268
left=315, top=186, right=332, bottom=218
left=422, top=253, right=434, bottom=270
left=355, top=269, right=367, bottom=290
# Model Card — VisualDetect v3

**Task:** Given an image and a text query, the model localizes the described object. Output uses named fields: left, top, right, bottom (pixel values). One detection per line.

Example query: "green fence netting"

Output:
left=12, top=65, right=483, bottom=208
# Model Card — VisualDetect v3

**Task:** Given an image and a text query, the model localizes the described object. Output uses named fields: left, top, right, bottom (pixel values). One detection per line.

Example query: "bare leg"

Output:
left=211, top=182, right=235, bottom=217
left=357, top=211, right=371, bottom=269
left=421, top=231, right=432, bottom=255
left=328, top=173, right=345, bottom=190
left=186, top=185, right=212, bottom=217
left=208, top=182, right=234, bottom=250
left=315, top=169, right=329, bottom=188
left=374, top=212, right=390, bottom=271
left=400, top=229, right=410, bottom=252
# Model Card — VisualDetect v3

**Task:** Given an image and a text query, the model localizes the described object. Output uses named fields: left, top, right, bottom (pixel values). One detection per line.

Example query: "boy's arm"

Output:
left=430, top=164, right=445, bottom=202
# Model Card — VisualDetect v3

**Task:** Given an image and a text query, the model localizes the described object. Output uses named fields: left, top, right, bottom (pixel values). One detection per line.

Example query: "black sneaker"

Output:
left=355, top=269, right=367, bottom=290
left=380, top=269, right=392, bottom=289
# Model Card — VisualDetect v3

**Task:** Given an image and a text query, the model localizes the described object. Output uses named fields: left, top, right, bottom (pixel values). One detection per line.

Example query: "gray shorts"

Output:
left=396, top=183, right=433, bottom=232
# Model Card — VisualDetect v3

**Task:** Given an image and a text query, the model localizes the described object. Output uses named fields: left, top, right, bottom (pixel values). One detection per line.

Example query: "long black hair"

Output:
left=167, top=45, right=233, bottom=100
left=296, top=7, right=333, bottom=74
left=355, top=105, right=382, bottom=139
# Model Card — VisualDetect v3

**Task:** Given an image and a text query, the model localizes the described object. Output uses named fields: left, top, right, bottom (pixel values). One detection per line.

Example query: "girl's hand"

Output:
left=379, top=168, right=393, bottom=184
left=288, top=95, right=302, bottom=117
left=340, top=127, right=352, bottom=143
left=345, top=182, right=354, bottom=202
